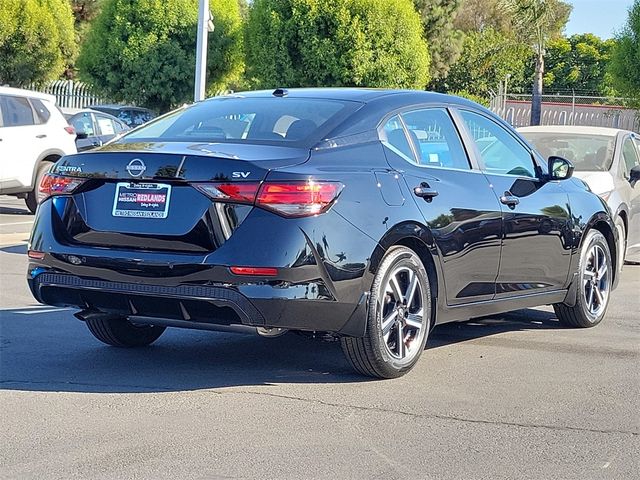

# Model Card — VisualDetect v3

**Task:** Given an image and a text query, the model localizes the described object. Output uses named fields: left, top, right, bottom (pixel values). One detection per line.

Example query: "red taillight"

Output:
left=230, top=266, right=278, bottom=276
left=195, top=181, right=343, bottom=217
left=39, top=174, right=85, bottom=200
left=27, top=250, right=45, bottom=260
left=256, top=182, right=343, bottom=217
left=64, top=125, right=75, bottom=135
left=194, top=182, right=260, bottom=203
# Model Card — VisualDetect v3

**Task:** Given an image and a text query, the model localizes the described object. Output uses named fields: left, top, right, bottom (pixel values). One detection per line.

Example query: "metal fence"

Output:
left=490, top=93, right=639, bottom=132
left=28, top=80, right=108, bottom=109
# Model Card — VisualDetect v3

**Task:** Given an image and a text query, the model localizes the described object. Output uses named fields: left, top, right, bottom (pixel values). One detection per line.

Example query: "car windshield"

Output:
left=521, top=133, right=616, bottom=172
left=122, top=96, right=359, bottom=147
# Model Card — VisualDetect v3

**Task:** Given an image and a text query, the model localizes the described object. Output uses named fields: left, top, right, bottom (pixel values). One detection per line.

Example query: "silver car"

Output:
left=519, top=126, right=640, bottom=269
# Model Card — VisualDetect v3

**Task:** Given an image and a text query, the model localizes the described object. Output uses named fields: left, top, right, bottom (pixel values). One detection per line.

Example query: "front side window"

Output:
left=460, top=110, right=536, bottom=177
left=401, top=108, right=470, bottom=170
left=96, top=114, right=117, bottom=136
left=0, top=95, right=35, bottom=127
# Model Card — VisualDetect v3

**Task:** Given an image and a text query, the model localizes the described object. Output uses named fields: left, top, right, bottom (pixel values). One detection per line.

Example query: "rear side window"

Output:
left=71, top=112, right=95, bottom=136
left=401, top=108, right=470, bottom=169
left=382, top=115, right=415, bottom=161
left=123, top=97, right=359, bottom=146
left=31, top=98, right=51, bottom=124
left=0, top=95, right=35, bottom=127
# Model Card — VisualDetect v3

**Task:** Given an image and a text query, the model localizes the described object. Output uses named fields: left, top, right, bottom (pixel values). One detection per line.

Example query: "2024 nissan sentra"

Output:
left=27, top=89, right=619, bottom=378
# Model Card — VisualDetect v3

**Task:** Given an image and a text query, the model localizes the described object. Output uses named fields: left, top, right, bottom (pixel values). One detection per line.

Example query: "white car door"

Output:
left=0, top=95, right=41, bottom=192
left=625, top=137, right=640, bottom=260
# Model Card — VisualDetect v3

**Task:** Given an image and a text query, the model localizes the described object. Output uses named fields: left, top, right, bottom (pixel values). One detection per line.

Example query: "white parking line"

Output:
left=0, top=221, right=34, bottom=226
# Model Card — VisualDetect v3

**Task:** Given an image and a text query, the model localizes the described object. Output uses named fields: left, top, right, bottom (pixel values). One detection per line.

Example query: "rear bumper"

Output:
left=28, top=270, right=367, bottom=335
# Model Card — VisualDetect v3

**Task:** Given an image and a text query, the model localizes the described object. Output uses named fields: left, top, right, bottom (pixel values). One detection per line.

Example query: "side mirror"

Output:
left=630, top=165, right=640, bottom=186
left=76, top=131, right=89, bottom=140
left=548, top=156, right=574, bottom=181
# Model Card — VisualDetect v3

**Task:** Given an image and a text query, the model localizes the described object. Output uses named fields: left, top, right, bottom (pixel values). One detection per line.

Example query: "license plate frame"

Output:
left=112, top=182, right=172, bottom=219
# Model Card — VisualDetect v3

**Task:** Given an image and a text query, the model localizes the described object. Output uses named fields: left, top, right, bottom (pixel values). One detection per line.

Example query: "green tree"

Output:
left=78, top=0, right=244, bottom=112
left=454, top=0, right=513, bottom=34
left=0, top=0, right=76, bottom=86
left=412, top=0, right=464, bottom=85
left=445, top=28, right=530, bottom=102
left=245, top=0, right=430, bottom=90
left=502, top=0, right=572, bottom=125
left=610, top=1, right=640, bottom=102
left=544, top=34, right=616, bottom=96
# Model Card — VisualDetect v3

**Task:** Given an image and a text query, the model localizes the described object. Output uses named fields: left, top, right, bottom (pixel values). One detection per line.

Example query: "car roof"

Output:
left=0, top=86, right=56, bottom=104
left=518, top=125, right=631, bottom=137
left=91, top=104, right=152, bottom=112
left=66, top=109, right=127, bottom=123
left=218, top=88, right=476, bottom=105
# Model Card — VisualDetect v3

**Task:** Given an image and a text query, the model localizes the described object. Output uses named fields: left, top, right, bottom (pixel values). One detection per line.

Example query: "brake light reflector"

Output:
left=27, top=250, right=45, bottom=260
left=39, top=174, right=85, bottom=200
left=230, top=266, right=278, bottom=276
left=256, top=182, right=343, bottom=217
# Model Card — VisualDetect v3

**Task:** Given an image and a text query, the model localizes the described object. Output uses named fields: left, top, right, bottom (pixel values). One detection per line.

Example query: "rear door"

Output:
left=69, top=111, right=100, bottom=151
left=0, top=95, right=40, bottom=190
left=381, top=107, right=503, bottom=305
left=455, top=109, right=573, bottom=298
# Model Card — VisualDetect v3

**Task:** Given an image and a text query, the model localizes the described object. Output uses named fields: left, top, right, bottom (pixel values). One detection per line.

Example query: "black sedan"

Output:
left=65, top=109, right=129, bottom=151
left=89, top=104, right=156, bottom=127
left=27, top=89, right=619, bottom=378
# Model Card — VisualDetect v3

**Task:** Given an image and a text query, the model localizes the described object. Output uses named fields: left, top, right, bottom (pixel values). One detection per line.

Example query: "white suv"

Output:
left=0, top=86, right=77, bottom=213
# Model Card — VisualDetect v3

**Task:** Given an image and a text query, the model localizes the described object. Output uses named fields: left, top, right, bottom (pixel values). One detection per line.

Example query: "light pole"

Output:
left=194, top=0, right=211, bottom=102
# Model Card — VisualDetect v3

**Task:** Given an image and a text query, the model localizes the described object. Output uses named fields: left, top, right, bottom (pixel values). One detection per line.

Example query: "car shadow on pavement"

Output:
left=0, top=244, right=27, bottom=255
left=0, top=205, right=31, bottom=215
left=0, top=307, right=561, bottom=393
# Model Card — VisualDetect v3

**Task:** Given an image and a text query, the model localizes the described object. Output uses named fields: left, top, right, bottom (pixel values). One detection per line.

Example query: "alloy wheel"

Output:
left=380, top=265, right=426, bottom=360
left=582, top=244, right=610, bottom=319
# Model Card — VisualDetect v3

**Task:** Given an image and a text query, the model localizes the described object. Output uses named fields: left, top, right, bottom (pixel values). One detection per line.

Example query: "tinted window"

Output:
left=0, top=95, right=35, bottom=127
left=31, top=98, right=51, bottom=124
left=460, top=110, right=535, bottom=177
left=622, top=137, right=640, bottom=174
left=522, top=133, right=615, bottom=172
left=124, top=97, right=358, bottom=146
left=401, top=108, right=469, bottom=169
left=382, top=115, right=415, bottom=161
left=71, top=112, right=95, bottom=136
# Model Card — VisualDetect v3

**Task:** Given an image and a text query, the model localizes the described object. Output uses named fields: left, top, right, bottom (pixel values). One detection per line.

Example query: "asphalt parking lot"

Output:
left=0, top=195, right=638, bottom=479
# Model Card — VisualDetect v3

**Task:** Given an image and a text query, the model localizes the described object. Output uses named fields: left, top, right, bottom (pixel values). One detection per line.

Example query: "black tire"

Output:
left=25, top=162, right=52, bottom=214
left=85, top=316, right=166, bottom=347
left=554, top=230, right=612, bottom=328
left=341, top=246, right=432, bottom=379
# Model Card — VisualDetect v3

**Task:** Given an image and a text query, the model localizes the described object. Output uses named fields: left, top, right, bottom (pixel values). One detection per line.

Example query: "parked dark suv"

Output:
left=27, top=89, right=618, bottom=378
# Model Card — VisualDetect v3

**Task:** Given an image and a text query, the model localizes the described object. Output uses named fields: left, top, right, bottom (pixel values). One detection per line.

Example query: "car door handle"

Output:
left=92, top=141, right=102, bottom=147
left=413, top=183, right=438, bottom=202
left=35, top=134, right=47, bottom=139
left=500, top=192, right=520, bottom=208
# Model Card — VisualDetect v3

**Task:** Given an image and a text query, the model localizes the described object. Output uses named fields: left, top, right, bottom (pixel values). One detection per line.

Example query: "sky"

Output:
left=564, top=0, right=632, bottom=39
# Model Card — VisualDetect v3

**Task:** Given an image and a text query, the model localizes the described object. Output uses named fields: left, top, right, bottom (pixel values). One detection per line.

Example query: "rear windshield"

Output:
left=122, top=96, right=359, bottom=147
left=522, top=133, right=616, bottom=172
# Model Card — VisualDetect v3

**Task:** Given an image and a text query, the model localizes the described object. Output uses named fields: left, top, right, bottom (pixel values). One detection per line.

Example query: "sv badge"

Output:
left=232, top=171, right=251, bottom=178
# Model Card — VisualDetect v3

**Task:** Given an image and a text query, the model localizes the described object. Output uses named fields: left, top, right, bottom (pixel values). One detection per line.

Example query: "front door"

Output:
left=381, top=108, right=502, bottom=305
left=455, top=109, right=573, bottom=298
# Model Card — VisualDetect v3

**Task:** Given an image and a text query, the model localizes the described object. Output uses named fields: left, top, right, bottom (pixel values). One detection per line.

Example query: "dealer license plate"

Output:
left=112, top=182, right=172, bottom=219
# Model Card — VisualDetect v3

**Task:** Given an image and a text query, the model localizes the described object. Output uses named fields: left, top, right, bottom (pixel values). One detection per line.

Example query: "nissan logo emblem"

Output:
left=126, top=158, right=146, bottom=178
